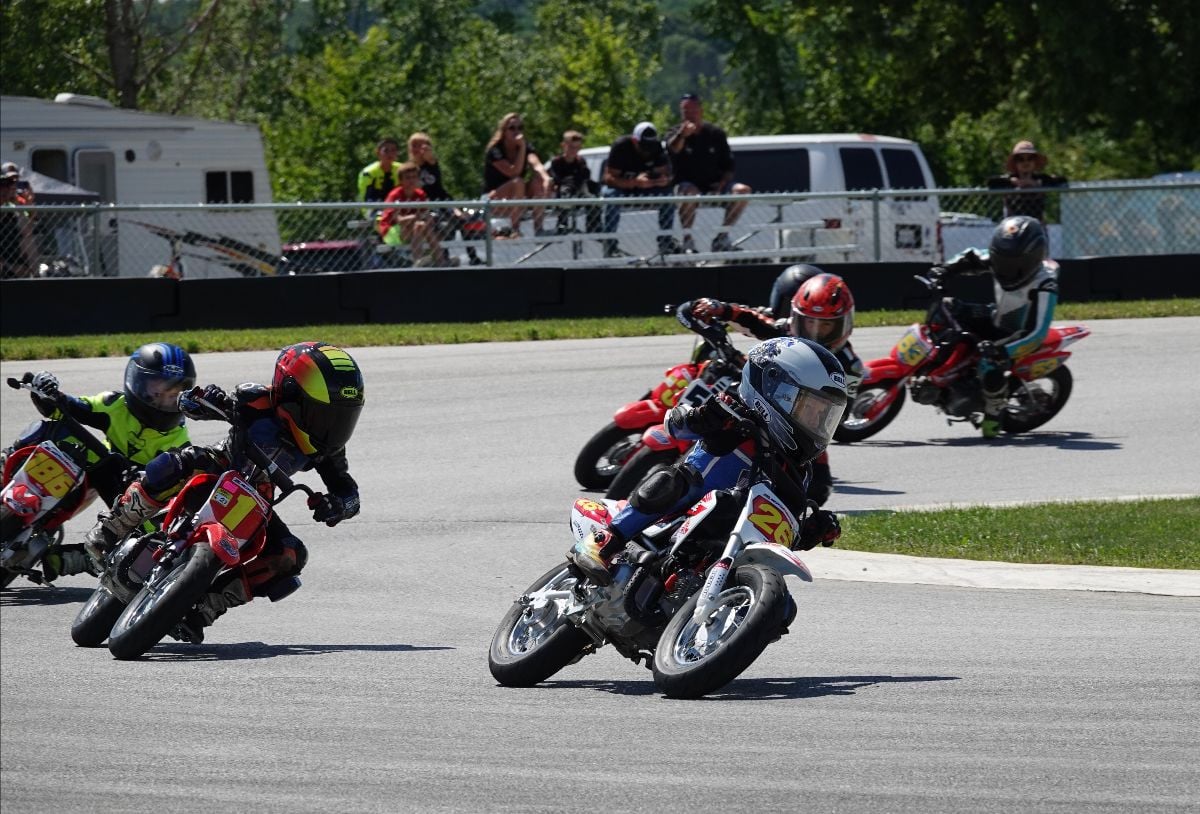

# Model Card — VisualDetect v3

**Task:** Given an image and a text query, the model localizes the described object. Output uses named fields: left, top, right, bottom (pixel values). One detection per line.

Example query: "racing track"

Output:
left=2, top=317, right=1198, bottom=813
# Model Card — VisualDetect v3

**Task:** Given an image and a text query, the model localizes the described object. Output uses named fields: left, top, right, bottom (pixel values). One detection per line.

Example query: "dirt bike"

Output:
left=603, top=310, right=744, bottom=501
left=491, top=410, right=819, bottom=699
left=70, top=395, right=319, bottom=659
left=1, top=377, right=122, bottom=589
left=836, top=268, right=1090, bottom=441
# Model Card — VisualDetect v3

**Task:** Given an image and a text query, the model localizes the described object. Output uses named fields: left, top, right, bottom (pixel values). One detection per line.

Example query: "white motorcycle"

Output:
left=490, top=417, right=825, bottom=699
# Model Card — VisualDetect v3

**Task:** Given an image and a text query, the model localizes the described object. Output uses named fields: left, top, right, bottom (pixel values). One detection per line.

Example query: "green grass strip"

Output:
left=840, top=497, right=1200, bottom=569
left=2, top=298, right=1197, bottom=361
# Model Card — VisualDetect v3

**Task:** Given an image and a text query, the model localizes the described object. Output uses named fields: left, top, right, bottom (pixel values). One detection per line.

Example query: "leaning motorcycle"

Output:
left=836, top=268, right=1089, bottom=441
left=491, top=413, right=818, bottom=699
left=603, top=311, right=744, bottom=500
left=1, top=377, right=119, bottom=589
left=71, top=396, right=318, bottom=658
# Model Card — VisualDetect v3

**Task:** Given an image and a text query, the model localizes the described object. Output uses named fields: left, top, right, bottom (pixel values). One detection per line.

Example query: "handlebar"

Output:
left=7, top=376, right=117, bottom=462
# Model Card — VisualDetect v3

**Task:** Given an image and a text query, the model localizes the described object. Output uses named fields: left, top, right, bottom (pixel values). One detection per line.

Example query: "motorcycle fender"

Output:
left=736, top=542, right=813, bottom=582
left=1046, top=324, right=1090, bottom=351
left=613, top=399, right=665, bottom=430
left=198, top=522, right=242, bottom=567
left=1014, top=352, right=1068, bottom=381
left=639, top=423, right=679, bottom=451
left=862, top=358, right=912, bottom=386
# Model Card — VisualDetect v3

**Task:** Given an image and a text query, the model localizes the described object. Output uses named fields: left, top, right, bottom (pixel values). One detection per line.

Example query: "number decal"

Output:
left=747, top=496, right=795, bottom=548
left=895, top=328, right=932, bottom=366
left=25, top=450, right=76, bottom=498
left=219, top=493, right=258, bottom=534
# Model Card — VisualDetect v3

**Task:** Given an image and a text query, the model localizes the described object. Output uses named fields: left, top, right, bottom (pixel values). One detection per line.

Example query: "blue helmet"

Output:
left=124, top=343, right=196, bottom=432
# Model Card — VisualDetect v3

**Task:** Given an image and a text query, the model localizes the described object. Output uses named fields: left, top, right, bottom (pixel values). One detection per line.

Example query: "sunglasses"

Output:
left=1014, top=155, right=1037, bottom=163
left=506, top=124, right=524, bottom=132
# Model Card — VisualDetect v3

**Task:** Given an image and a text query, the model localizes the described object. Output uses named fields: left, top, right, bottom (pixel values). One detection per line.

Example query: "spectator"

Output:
left=1, top=168, right=37, bottom=278
left=601, top=121, right=677, bottom=258
left=986, top=140, right=1067, bottom=223
left=548, top=130, right=601, bottom=236
left=482, top=113, right=553, bottom=237
left=408, top=131, right=482, bottom=266
left=665, top=93, right=752, bottom=253
left=358, top=137, right=403, bottom=211
left=1, top=162, right=34, bottom=206
left=376, top=162, right=441, bottom=267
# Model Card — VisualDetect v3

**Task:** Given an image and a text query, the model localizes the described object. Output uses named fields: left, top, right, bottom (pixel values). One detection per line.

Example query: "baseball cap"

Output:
left=0, top=162, right=19, bottom=181
left=633, top=122, right=658, bottom=143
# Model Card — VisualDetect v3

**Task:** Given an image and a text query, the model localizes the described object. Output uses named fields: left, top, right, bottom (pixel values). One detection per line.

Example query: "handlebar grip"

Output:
left=6, top=377, right=22, bottom=389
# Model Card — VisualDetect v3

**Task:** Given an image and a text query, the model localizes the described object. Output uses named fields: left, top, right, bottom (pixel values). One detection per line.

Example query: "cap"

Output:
left=1006, top=140, right=1047, bottom=172
left=633, top=121, right=658, bottom=143
left=0, top=162, right=19, bottom=181
left=680, top=92, right=701, bottom=102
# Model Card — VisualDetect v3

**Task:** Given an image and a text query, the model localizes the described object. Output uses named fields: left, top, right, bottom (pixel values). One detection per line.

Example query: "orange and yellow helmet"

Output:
left=271, top=342, right=365, bottom=455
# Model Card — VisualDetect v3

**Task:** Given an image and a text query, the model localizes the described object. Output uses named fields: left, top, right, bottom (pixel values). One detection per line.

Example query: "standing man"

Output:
left=665, top=93, right=752, bottom=253
left=0, top=167, right=37, bottom=278
left=601, top=121, right=677, bottom=257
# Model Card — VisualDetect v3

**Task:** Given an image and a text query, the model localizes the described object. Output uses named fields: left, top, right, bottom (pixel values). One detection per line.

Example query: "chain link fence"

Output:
left=2, top=180, right=1195, bottom=279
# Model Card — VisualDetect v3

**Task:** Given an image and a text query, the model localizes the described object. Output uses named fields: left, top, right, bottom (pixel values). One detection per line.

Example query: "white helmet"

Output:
left=738, top=337, right=848, bottom=465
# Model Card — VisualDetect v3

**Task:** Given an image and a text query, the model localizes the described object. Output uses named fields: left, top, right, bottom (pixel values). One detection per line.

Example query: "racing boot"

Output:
left=173, top=571, right=250, bottom=644
left=568, top=527, right=626, bottom=587
left=979, top=390, right=1007, bottom=439
left=42, top=544, right=100, bottom=582
left=83, top=481, right=164, bottom=565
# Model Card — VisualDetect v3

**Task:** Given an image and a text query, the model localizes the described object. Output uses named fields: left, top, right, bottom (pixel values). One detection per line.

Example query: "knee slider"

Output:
left=629, top=463, right=699, bottom=515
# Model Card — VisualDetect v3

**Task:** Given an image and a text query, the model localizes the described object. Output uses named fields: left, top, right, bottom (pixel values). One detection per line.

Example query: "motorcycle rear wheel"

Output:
left=604, top=447, right=681, bottom=500
left=108, top=545, right=222, bottom=660
left=652, top=565, right=789, bottom=699
left=834, top=384, right=905, bottom=443
left=489, top=564, right=591, bottom=687
left=1001, top=366, right=1073, bottom=434
left=71, top=585, right=126, bottom=647
left=573, top=422, right=644, bottom=490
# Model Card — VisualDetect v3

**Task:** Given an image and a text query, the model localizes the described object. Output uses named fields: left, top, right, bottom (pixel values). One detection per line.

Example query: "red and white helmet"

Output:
left=789, top=273, right=855, bottom=352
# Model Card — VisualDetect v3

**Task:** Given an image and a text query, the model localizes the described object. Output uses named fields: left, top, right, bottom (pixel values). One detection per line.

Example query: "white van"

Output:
left=578, top=133, right=941, bottom=263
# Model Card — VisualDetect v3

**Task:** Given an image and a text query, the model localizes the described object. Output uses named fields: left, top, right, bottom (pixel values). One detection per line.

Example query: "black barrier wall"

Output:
left=2, top=255, right=1197, bottom=337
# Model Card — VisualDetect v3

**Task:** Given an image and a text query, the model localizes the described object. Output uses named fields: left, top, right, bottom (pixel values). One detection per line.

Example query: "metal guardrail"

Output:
left=1, top=181, right=1195, bottom=278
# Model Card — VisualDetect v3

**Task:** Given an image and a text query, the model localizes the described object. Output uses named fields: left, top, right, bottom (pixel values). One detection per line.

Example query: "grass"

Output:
left=840, top=497, right=1200, bottom=569
left=2, top=298, right=1198, bottom=361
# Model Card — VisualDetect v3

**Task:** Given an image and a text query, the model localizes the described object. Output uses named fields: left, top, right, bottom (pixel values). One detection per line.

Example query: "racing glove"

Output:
left=795, top=509, right=841, bottom=551
left=308, top=492, right=360, bottom=527
left=690, top=298, right=732, bottom=323
left=179, top=384, right=234, bottom=421
left=943, top=249, right=989, bottom=275
left=24, top=371, right=61, bottom=416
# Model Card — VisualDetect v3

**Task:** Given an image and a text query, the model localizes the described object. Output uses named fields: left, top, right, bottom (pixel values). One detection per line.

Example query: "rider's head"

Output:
left=989, top=215, right=1047, bottom=291
left=789, top=273, right=855, bottom=352
left=271, top=342, right=365, bottom=456
left=770, top=263, right=824, bottom=318
left=738, top=337, right=848, bottom=467
left=124, top=343, right=196, bottom=432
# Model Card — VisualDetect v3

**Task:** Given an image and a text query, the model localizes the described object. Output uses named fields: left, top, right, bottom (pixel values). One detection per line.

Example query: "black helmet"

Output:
left=124, top=343, right=196, bottom=432
left=770, top=264, right=825, bottom=319
left=989, top=216, right=1047, bottom=290
left=271, top=342, right=365, bottom=456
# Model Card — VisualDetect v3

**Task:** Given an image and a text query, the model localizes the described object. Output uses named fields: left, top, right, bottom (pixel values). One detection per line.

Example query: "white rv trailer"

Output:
left=0, top=94, right=280, bottom=277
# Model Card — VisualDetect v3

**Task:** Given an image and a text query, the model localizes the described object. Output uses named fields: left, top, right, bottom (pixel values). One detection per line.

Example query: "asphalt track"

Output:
left=1, top=317, right=1198, bottom=813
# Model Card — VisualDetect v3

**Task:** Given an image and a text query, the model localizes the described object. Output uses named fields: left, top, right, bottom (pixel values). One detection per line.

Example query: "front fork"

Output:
left=689, top=535, right=742, bottom=624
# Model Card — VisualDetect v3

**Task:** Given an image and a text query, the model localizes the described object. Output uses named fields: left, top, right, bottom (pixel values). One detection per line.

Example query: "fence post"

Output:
left=484, top=199, right=494, bottom=267
left=872, top=189, right=882, bottom=262
left=90, top=204, right=104, bottom=276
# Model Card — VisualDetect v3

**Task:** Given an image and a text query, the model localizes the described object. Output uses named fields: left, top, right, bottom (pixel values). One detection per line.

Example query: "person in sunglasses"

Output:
left=482, top=113, right=553, bottom=237
left=986, top=140, right=1067, bottom=223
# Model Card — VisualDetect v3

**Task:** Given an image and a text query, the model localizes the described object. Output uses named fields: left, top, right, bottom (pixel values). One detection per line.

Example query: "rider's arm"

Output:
left=314, top=451, right=361, bottom=522
left=943, top=248, right=991, bottom=276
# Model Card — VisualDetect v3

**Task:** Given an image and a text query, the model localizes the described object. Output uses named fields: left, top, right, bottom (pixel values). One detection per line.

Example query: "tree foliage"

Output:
left=2, top=0, right=1195, bottom=199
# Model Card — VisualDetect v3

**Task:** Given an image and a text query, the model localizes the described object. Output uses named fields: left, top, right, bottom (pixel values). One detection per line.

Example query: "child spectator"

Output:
left=377, top=162, right=441, bottom=267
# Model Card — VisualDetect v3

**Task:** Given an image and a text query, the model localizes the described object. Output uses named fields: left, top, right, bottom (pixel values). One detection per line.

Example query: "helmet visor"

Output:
left=763, top=376, right=846, bottom=449
left=790, top=312, right=851, bottom=348
left=299, top=399, right=363, bottom=454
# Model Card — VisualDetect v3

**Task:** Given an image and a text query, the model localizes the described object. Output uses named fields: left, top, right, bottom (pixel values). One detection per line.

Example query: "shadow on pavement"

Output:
left=858, top=431, right=1120, bottom=451
left=1, top=585, right=94, bottom=607
left=538, top=673, right=959, bottom=700
left=141, top=642, right=454, bottom=662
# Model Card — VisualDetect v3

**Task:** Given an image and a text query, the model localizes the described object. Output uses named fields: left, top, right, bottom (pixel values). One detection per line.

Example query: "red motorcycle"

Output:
left=71, top=396, right=319, bottom=659
left=836, top=270, right=1090, bottom=441
left=573, top=333, right=737, bottom=491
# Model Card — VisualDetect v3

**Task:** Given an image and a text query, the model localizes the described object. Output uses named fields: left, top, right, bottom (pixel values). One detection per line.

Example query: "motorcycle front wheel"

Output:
left=108, top=545, right=222, bottom=660
left=834, top=384, right=905, bottom=443
left=604, top=447, right=681, bottom=500
left=1001, top=366, right=1073, bottom=434
left=652, top=565, right=789, bottom=699
left=573, top=422, right=644, bottom=490
left=489, top=564, right=591, bottom=687
left=71, top=585, right=126, bottom=647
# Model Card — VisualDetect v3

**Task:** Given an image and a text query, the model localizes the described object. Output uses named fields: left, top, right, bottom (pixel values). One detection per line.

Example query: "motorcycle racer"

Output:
left=82, top=341, right=365, bottom=642
left=3, top=343, right=196, bottom=581
left=937, top=215, right=1058, bottom=438
left=676, top=270, right=862, bottom=505
left=571, top=336, right=845, bottom=586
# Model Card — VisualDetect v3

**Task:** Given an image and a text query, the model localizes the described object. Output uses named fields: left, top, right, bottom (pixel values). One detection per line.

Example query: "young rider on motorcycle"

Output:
left=82, top=342, right=365, bottom=642
left=676, top=270, right=862, bottom=505
left=937, top=215, right=1058, bottom=438
left=3, top=344, right=196, bottom=581
left=571, top=337, right=845, bottom=586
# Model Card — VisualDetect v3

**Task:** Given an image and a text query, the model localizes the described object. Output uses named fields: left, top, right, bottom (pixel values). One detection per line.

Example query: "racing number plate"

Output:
left=678, top=378, right=714, bottom=408
left=895, top=326, right=934, bottom=366
left=22, top=445, right=83, bottom=499
left=206, top=472, right=270, bottom=542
